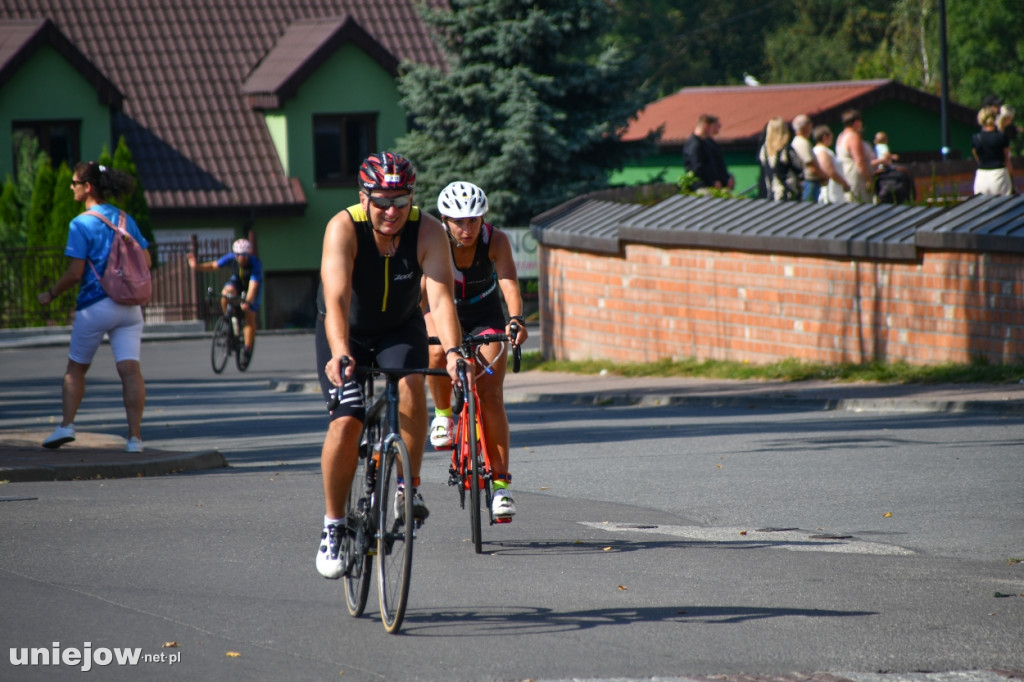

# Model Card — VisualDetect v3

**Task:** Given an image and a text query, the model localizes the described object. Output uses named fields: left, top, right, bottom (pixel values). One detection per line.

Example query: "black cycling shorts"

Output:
left=315, top=313, right=428, bottom=422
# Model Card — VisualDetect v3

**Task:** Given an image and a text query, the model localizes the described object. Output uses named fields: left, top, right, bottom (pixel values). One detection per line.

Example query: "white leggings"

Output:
left=68, top=297, right=144, bottom=365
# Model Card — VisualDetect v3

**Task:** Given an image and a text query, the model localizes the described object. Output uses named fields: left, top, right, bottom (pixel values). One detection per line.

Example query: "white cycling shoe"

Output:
left=429, top=415, right=453, bottom=449
left=491, top=490, right=516, bottom=519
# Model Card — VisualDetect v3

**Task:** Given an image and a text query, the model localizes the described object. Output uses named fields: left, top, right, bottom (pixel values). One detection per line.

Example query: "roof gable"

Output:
left=0, top=17, right=122, bottom=108
left=242, top=14, right=399, bottom=110
left=0, top=2, right=445, bottom=216
left=624, top=80, right=977, bottom=146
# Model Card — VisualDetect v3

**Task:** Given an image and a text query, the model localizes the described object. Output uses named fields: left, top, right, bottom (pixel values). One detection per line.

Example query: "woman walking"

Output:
left=38, top=161, right=151, bottom=453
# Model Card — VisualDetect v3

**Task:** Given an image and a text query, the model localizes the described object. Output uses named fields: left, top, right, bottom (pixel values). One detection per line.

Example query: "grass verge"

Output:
left=518, top=352, right=1024, bottom=384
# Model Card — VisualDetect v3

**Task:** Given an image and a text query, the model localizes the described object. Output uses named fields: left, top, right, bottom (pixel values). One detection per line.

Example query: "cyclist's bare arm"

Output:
left=418, top=213, right=466, bottom=386
left=321, top=209, right=358, bottom=385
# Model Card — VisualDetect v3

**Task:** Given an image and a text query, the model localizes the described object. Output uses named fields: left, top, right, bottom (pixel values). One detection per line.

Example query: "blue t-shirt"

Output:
left=65, top=204, right=149, bottom=310
left=215, top=252, right=263, bottom=303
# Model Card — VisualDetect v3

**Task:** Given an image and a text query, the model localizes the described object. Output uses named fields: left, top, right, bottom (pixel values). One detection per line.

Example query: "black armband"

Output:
left=446, top=347, right=461, bottom=357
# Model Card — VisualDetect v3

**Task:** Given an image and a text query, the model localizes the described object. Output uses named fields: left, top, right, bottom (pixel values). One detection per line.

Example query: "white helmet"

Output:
left=437, top=181, right=488, bottom=219
left=232, top=238, right=253, bottom=255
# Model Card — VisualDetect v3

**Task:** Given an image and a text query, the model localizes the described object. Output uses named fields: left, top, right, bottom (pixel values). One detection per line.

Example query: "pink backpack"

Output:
left=86, top=209, right=152, bottom=306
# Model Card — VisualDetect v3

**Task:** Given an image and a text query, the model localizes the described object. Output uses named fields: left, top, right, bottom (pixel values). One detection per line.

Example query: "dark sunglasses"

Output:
left=71, top=179, right=88, bottom=186
left=367, top=194, right=412, bottom=210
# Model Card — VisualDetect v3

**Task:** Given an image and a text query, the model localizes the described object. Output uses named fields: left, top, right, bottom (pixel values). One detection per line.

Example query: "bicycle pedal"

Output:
left=493, top=516, right=513, bottom=524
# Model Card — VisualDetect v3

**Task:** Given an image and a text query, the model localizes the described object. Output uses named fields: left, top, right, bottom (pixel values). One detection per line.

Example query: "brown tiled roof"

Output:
left=622, top=79, right=977, bottom=147
left=0, top=2, right=446, bottom=217
left=0, top=17, right=121, bottom=108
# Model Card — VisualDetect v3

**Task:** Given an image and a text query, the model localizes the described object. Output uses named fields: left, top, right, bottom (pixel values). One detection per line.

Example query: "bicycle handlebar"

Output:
left=325, top=356, right=449, bottom=411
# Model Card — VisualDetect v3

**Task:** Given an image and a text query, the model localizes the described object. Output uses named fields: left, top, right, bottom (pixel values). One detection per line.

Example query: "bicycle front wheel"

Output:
left=211, top=317, right=231, bottom=374
left=467, top=394, right=483, bottom=554
left=377, top=435, right=414, bottom=634
left=343, top=455, right=373, bottom=618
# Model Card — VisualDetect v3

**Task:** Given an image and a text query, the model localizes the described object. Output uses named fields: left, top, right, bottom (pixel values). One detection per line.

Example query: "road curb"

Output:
left=0, top=450, right=227, bottom=483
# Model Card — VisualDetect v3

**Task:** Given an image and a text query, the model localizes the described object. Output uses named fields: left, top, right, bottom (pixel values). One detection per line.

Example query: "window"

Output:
left=12, top=121, right=81, bottom=170
left=313, top=114, right=376, bottom=187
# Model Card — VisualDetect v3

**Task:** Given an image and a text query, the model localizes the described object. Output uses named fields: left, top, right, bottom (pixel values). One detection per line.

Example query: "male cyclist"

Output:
left=314, top=152, right=465, bottom=579
left=423, top=181, right=528, bottom=520
left=188, top=238, right=262, bottom=363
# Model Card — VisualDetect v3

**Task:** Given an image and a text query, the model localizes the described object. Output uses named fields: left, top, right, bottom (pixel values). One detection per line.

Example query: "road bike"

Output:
left=209, top=289, right=252, bottom=373
left=445, top=325, right=521, bottom=554
left=333, top=360, right=449, bottom=633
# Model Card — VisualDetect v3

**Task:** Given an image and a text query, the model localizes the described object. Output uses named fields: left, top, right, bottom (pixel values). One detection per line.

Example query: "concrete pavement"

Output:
left=3, top=322, right=1023, bottom=482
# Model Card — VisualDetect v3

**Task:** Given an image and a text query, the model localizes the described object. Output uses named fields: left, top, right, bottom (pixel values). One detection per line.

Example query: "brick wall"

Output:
left=539, top=244, right=1024, bottom=365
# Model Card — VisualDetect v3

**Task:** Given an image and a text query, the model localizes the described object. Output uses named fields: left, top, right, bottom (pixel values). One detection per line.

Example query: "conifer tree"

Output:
left=49, top=162, right=80, bottom=247
left=397, top=0, right=652, bottom=226
left=112, top=136, right=156, bottom=264
left=25, top=157, right=54, bottom=248
left=0, top=177, right=20, bottom=248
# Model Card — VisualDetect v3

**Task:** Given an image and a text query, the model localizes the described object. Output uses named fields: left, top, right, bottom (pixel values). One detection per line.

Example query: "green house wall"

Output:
left=0, top=45, right=111, bottom=178
left=258, top=42, right=408, bottom=273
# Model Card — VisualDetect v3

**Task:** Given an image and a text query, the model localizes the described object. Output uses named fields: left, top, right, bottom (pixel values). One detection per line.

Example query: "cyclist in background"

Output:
left=423, top=181, right=528, bottom=520
left=188, top=238, right=262, bottom=363
left=314, top=152, right=465, bottom=579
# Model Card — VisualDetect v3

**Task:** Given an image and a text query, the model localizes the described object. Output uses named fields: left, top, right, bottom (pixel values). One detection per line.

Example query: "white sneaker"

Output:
left=429, top=415, right=453, bottom=449
left=43, top=424, right=75, bottom=449
left=492, top=490, right=516, bottom=518
left=125, top=437, right=144, bottom=453
left=316, top=524, right=346, bottom=579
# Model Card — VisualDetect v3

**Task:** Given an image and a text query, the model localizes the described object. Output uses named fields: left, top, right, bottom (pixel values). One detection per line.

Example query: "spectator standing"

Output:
left=758, top=116, right=803, bottom=201
left=836, top=109, right=875, bottom=203
left=972, top=106, right=1013, bottom=196
left=812, top=125, right=850, bottom=204
left=873, top=131, right=899, bottom=168
left=683, top=114, right=734, bottom=191
left=38, top=161, right=152, bottom=453
left=791, top=114, right=827, bottom=202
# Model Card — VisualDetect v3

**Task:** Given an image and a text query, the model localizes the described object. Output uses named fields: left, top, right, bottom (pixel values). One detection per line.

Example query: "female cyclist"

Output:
left=424, top=181, right=528, bottom=519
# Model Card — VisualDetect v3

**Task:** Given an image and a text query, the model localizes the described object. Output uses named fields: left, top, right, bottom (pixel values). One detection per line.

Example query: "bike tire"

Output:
left=468, top=392, right=483, bottom=554
left=211, top=317, right=231, bottom=374
left=377, top=435, right=414, bottom=634
left=343, top=454, right=373, bottom=618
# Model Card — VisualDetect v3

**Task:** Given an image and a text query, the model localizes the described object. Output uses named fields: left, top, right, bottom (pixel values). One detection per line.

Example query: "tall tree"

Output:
left=49, top=162, right=80, bottom=247
left=764, top=0, right=891, bottom=83
left=397, top=0, right=652, bottom=226
left=112, top=136, right=156, bottom=264
left=610, top=0, right=792, bottom=95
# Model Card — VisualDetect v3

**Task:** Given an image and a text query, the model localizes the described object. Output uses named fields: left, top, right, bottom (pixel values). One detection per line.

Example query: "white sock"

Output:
left=324, top=515, right=344, bottom=528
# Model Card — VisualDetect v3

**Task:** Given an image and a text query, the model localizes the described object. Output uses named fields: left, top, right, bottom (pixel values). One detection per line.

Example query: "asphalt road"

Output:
left=1, top=335, right=1022, bottom=681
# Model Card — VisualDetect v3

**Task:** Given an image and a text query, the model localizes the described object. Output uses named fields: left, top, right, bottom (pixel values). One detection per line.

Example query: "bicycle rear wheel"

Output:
left=211, top=317, right=231, bottom=374
left=467, top=393, right=483, bottom=554
left=376, top=435, right=414, bottom=633
left=343, top=456, right=373, bottom=618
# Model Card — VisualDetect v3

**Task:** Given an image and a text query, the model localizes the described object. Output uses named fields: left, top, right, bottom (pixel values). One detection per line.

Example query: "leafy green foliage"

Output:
left=397, top=0, right=653, bottom=226
left=610, top=0, right=791, bottom=95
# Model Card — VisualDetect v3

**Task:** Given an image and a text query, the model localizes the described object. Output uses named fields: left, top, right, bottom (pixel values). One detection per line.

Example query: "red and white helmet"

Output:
left=232, top=238, right=253, bottom=255
left=437, top=181, right=488, bottom=219
left=358, top=152, right=416, bottom=192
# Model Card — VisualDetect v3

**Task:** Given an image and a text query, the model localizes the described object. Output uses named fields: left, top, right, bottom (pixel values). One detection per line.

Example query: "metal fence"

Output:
left=0, top=236, right=232, bottom=330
